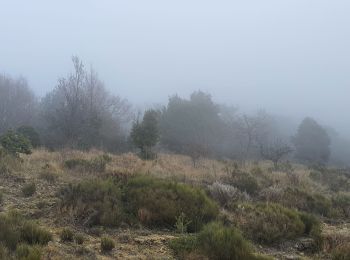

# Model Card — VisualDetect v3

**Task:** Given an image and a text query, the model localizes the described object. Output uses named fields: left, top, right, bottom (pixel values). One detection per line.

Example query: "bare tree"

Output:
left=259, top=139, right=293, bottom=169
left=0, top=75, right=37, bottom=134
left=41, top=56, right=132, bottom=150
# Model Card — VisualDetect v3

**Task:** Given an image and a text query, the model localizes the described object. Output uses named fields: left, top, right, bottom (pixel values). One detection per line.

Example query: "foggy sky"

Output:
left=1, top=0, right=350, bottom=135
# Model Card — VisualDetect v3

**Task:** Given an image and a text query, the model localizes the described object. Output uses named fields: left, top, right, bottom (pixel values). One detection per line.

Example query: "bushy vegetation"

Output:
left=331, top=243, right=350, bottom=260
left=310, top=167, right=350, bottom=192
left=58, top=178, right=124, bottom=227
left=0, top=211, right=51, bottom=254
left=170, top=222, right=271, bottom=260
left=59, top=175, right=218, bottom=231
left=64, top=154, right=112, bottom=173
left=21, top=183, right=36, bottom=197
left=16, top=126, right=41, bottom=148
left=0, top=130, right=32, bottom=156
left=15, top=244, right=42, bottom=260
left=60, top=228, right=74, bottom=242
left=125, top=175, right=219, bottom=231
left=100, top=236, right=115, bottom=252
left=231, top=203, right=318, bottom=244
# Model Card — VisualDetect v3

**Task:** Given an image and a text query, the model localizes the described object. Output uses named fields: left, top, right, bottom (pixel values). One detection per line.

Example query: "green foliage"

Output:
left=64, top=154, right=111, bottom=172
left=126, top=175, right=219, bottom=232
left=160, top=91, right=222, bottom=162
left=58, top=178, right=124, bottom=227
left=310, top=167, right=350, bottom=192
left=175, top=213, right=192, bottom=234
left=332, top=193, right=350, bottom=218
left=0, top=211, right=51, bottom=252
left=233, top=203, right=305, bottom=244
left=170, top=222, right=271, bottom=260
left=0, top=191, right=3, bottom=205
left=60, top=228, right=74, bottom=242
left=280, top=188, right=331, bottom=216
left=0, top=130, right=32, bottom=156
left=100, top=237, right=115, bottom=252
left=231, top=172, right=260, bottom=195
left=16, top=126, right=41, bottom=148
left=293, top=117, right=331, bottom=164
left=130, top=109, right=160, bottom=160
left=21, top=183, right=36, bottom=197
left=20, top=222, right=52, bottom=245
left=15, top=244, right=41, bottom=260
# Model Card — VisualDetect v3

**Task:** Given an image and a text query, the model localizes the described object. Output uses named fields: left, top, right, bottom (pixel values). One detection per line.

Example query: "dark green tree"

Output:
left=293, top=117, right=331, bottom=165
left=130, top=109, right=160, bottom=160
left=17, top=126, right=41, bottom=148
left=160, top=91, right=223, bottom=166
left=0, top=130, right=32, bottom=156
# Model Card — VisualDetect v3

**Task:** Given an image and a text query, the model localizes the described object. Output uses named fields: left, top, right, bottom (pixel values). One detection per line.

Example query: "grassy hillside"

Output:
left=0, top=149, right=349, bottom=259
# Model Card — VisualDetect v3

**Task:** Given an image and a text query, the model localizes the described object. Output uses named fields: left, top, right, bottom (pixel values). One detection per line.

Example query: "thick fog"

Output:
left=1, top=0, right=350, bottom=135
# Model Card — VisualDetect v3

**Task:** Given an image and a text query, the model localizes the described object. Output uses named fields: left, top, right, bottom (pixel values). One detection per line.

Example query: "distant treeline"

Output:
left=1, top=57, right=349, bottom=166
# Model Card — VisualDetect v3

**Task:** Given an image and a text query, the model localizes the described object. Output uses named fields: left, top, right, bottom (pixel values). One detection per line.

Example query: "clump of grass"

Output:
left=230, top=172, right=260, bottom=196
left=60, top=228, right=74, bottom=242
left=21, top=183, right=36, bottom=197
left=170, top=222, right=272, bottom=260
left=100, top=237, right=115, bottom=252
left=232, top=203, right=306, bottom=244
left=20, top=221, right=52, bottom=245
left=64, top=154, right=112, bottom=173
left=0, top=191, right=3, bottom=205
left=331, top=243, right=350, bottom=260
left=74, top=233, right=85, bottom=245
left=16, top=243, right=42, bottom=260
left=0, top=211, right=52, bottom=252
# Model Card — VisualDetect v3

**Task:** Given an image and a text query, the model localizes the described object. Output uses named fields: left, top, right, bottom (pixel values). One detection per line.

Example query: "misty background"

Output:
left=1, top=1, right=350, bottom=160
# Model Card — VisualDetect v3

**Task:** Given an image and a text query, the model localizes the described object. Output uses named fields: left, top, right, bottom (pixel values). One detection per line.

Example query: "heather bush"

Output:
left=208, top=181, right=250, bottom=207
left=21, top=183, right=36, bottom=197
left=232, top=203, right=305, bottom=244
left=58, top=178, right=124, bottom=227
left=170, top=222, right=272, bottom=260
left=125, top=175, right=218, bottom=232
left=64, top=154, right=112, bottom=173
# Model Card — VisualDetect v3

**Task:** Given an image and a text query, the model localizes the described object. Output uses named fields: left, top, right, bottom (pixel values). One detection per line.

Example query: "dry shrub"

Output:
left=208, top=181, right=250, bottom=207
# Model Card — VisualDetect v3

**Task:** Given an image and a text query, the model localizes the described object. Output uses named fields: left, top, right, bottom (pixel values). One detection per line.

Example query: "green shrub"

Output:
left=231, top=173, right=260, bottom=195
left=233, top=203, right=305, bottom=244
left=125, top=175, right=219, bottom=232
left=21, top=183, right=36, bottom=197
left=0, top=211, right=51, bottom=252
left=20, top=222, right=52, bottom=245
left=100, top=237, right=115, bottom=252
left=74, top=234, right=85, bottom=245
left=0, top=130, right=32, bottom=156
left=332, top=193, right=350, bottom=218
left=170, top=222, right=271, bottom=260
left=58, top=178, right=124, bottom=227
left=279, top=188, right=331, bottom=216
left=15, top=244, right=41, bottom=260
left=60, top=228, right=74, bottom=242
left=16, top=126, right=41, bottom=148
left=0, top=243, right=10, bottom=259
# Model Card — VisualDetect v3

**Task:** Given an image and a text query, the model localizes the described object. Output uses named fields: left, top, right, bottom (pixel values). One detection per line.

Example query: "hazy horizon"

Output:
left=1, top=0, right=350, bottom=136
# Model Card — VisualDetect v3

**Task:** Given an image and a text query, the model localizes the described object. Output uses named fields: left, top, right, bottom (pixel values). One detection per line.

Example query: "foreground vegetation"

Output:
left=0, top=148, right=349, bottom=259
